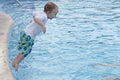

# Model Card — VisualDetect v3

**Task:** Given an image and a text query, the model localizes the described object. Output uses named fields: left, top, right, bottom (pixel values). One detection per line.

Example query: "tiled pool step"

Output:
left=103, top=76, right=120, bottom=80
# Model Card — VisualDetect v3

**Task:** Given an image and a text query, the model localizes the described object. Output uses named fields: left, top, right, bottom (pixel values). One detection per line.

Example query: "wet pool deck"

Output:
left=0, top=13, right=14, bottom=80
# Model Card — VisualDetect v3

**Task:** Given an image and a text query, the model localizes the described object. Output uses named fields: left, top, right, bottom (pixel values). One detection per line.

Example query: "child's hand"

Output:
left=42, top=26, right=46, bottom=33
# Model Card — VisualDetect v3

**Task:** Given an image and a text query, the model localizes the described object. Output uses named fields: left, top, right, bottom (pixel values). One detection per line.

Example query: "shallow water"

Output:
left=1, top=0, right=120, bottom=80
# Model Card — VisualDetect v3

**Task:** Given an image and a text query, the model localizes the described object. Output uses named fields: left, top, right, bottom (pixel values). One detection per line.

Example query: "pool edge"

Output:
left=0, top=13, right=14, bottom=80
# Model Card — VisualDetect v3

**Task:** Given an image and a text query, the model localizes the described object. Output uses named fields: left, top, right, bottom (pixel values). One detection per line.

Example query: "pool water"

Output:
left=1, top=0, right=120, bottom=80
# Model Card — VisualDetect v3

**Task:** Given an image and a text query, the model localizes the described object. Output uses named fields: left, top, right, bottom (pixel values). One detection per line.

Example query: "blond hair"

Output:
left=44, top=2, right=58, bottom=12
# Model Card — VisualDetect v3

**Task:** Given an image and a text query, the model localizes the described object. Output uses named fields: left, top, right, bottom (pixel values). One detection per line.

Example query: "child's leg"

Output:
left=13, top=31, right=34, bottom=71
left=12, top=53, right=24, bottom=71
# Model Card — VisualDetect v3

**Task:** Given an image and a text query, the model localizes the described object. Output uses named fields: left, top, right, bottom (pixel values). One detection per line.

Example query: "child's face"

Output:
left=47, top=7, right=58, bottom=19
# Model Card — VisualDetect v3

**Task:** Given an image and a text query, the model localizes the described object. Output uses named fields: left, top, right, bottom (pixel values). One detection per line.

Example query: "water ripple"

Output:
left=2, top=0, right=120, bottom=80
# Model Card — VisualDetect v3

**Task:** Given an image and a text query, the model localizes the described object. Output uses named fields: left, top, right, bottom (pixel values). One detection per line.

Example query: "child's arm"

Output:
left=33, top=16, right=46, bottom=33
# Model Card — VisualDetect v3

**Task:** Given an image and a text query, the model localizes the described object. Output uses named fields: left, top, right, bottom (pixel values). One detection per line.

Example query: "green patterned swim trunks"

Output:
left=18, top=31, right=34, bottom=57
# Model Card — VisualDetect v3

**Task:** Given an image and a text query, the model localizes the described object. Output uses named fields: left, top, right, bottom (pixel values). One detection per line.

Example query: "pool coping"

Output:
left=0, top=13, right=14, bottom=80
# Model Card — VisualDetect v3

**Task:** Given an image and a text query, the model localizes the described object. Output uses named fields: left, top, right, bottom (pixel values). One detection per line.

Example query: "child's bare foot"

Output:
left=12, top=59, right=19, bottom=71
left=12, top=53, right=24, bottom=71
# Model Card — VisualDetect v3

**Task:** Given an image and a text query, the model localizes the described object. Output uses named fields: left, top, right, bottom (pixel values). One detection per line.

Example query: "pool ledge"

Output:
left=0, top=13, right=14, bottom=80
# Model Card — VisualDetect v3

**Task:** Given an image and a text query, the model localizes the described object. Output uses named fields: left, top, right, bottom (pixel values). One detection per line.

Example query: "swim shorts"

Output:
left=17, top=31, right=34, bottom=57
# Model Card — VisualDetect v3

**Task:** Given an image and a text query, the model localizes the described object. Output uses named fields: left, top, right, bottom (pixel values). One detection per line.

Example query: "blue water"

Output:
left=1, top=0, right=120, bottom=80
